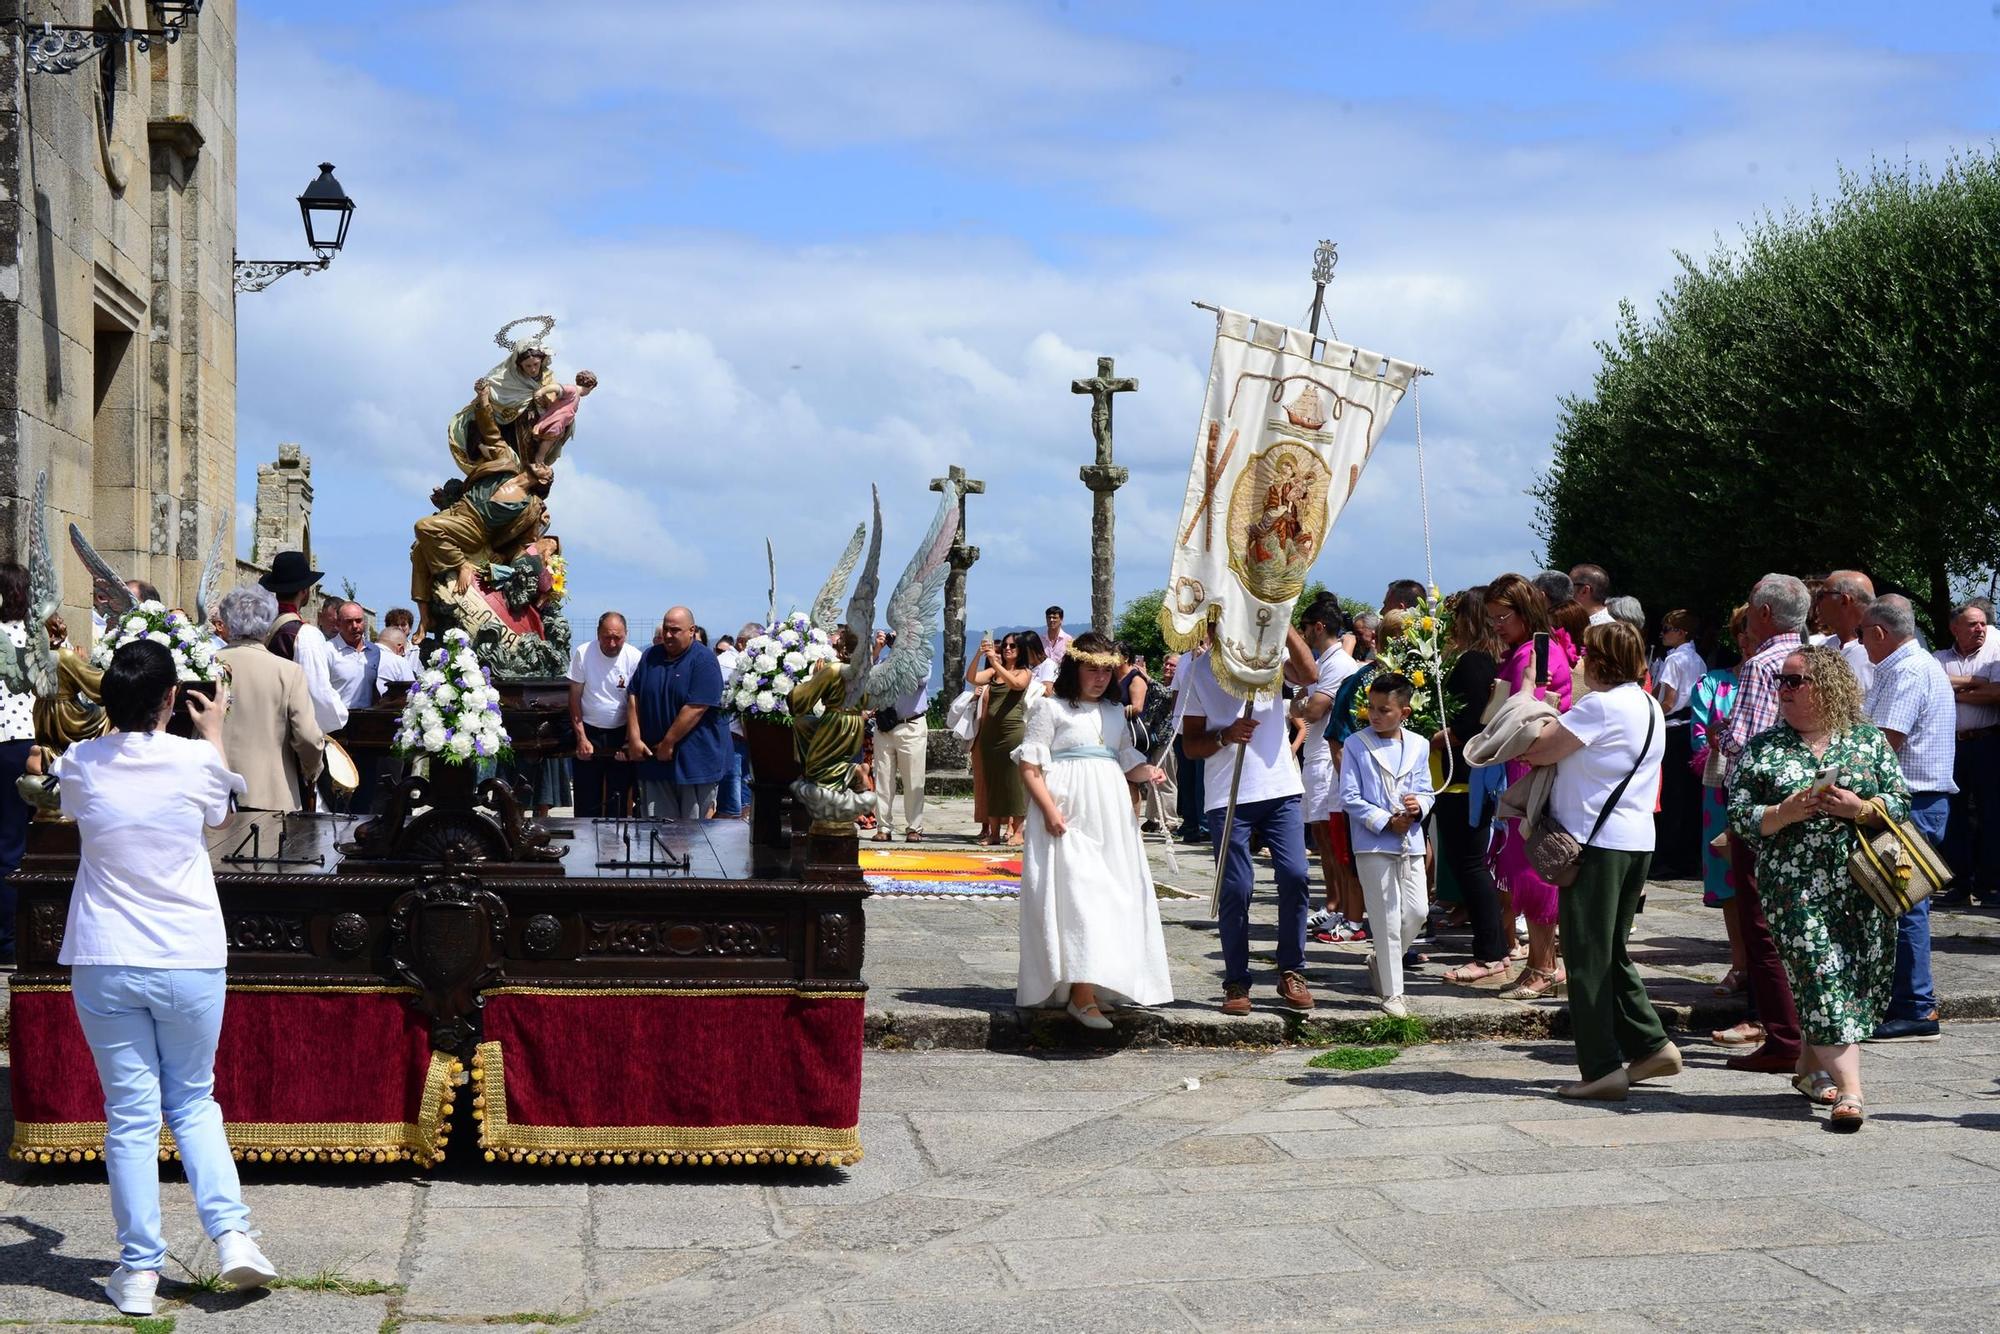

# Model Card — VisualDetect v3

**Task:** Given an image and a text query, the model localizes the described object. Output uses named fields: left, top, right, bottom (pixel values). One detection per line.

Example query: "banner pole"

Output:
left=1208, top=240, right=1338, bottom=920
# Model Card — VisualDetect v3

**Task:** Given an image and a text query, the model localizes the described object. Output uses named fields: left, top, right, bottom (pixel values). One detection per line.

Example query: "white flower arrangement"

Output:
left=725, top=611, right=838, bottom=724
left=90, top=600, right=225, bottom=684
left=391, top=628, right=512, bottom=765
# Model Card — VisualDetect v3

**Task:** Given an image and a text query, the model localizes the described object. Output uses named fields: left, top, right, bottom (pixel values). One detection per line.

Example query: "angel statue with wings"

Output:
left=787, top=481, right=960, bottom=835
left=410, top=315, right=596, bottom=675
left=1, top=471, right=228, bottom=769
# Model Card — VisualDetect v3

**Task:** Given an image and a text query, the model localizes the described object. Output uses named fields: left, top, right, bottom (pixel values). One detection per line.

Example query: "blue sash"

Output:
left=1051, top=745, right=1120, bottom=763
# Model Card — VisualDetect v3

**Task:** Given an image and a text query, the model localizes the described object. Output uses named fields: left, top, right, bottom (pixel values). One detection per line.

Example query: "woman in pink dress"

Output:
left=1484, top=572, right=1575, bottom=999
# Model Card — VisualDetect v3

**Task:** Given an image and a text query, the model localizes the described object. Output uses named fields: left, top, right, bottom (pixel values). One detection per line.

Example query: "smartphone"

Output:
left=1811, top=764, right=1840, bottom=795
left=1532, top=631, right=1551, bottom=689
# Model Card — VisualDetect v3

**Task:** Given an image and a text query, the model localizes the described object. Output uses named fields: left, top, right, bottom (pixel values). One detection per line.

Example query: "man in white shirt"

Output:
left=1180, top=625, right=1321, bottom=1015
left=1651, top=609, right=1708, bottom=879
left=1862, top=594, right=1955, bottom=1042
left=327, top=603, right=384, bottom=712
left=257, top=553, right=348, bottom=738
left=1289, top=596, right=1362, bottom=936
left=324, top=601, right=389, bottom=811
left=376, top=629, right=417, bottom=685
left=870, top=630, right=932, bottom=841
left=568, top=612, right=643, bottom=817
left=1813, top=569, right=1877, bottom=696
left=1934, top=601, right=2000, bottom=907
left=1570, top=563, right=1614, bottom=626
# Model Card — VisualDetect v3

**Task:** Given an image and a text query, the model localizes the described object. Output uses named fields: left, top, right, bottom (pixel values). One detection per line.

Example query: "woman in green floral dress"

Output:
left=1727, top=645, right=1905, bottom=1131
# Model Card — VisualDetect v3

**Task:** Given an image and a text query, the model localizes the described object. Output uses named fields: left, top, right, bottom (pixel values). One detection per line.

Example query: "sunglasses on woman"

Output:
left=1774, top=673, right=1815, bottom=691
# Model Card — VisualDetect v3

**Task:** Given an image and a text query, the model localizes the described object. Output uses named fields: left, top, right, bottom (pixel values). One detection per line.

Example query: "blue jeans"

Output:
left=1211, top=794, right=1311, bottom=988
left=715, top=735, right=748, bottom=818
left=1174, top=735, right=1207, bottom=839
left=70, top=966, right=251, bottom=1270
left=1892, top=792, right=1948, bottom=1021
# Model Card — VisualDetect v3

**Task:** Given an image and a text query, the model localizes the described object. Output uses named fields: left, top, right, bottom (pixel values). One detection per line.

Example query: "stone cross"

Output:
left=929, top=464, right=985, bottom=695
left=1071, top=356, right=1136, bottom=635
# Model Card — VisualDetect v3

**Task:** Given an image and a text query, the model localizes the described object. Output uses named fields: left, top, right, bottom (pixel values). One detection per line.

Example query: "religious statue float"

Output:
left=409, top=315, right=594, bottom=678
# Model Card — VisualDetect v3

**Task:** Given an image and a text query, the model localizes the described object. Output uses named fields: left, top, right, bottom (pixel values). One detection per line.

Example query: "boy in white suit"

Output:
left=1339, top=672, right=1436, bottom=1017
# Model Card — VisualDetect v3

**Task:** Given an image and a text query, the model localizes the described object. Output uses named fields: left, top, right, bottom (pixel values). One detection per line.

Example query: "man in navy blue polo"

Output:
left=625, top=605, right=729, bottom=820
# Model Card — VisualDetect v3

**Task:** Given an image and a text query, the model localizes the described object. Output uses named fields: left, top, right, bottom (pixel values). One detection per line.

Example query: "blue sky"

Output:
left=234, top=0, right=2000, bottom=642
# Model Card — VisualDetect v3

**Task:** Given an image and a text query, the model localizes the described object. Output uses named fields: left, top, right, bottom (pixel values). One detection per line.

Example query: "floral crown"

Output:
left=1067, top=648, right=1122, bottom=670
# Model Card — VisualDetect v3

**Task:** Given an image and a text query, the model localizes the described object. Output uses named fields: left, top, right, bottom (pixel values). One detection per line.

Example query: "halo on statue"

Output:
left=494, top=315, right=557, bottom=349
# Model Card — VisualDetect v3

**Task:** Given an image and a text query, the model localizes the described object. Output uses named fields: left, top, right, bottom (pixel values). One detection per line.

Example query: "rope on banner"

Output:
left=1413, top=373, right=1435, bottom=594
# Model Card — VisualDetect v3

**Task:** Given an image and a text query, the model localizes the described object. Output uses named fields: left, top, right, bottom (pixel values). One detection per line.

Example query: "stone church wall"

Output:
left=0, top=0, right=236, bottom=636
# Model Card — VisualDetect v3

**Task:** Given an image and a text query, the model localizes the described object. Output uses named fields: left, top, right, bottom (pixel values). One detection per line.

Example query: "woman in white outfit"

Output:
left=30, top=638, right=278, bottom=1316
left=1013, top=632, right=1173, bottom=1030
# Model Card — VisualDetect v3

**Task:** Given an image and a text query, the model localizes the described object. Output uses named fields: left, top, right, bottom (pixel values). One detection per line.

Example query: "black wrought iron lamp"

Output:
left=234, top=163, right=357, bottom=295
left=17, top=0, right=204, bottom=75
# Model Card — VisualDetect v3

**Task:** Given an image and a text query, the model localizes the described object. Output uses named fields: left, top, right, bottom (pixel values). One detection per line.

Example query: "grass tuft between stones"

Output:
left=270, top=1268, right=405, bottom=1296
left=1295, top=1013, right=1431, bottom=1047
left=1307, top=1045, right=1400, bottom=1071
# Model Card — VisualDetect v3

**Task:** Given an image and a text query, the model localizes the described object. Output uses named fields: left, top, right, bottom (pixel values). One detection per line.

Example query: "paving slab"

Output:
left=1492, top=1250, right=1833, bottom=1314
left=402, top=1203, right=586, bottom=1317
left=171, top=1288, right=396, bottom=1333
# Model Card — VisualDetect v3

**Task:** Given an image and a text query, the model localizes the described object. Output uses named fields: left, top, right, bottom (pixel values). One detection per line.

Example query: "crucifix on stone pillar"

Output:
left=929, top=463, right=985, bottom=693
left=1071, top=356, right=1137, bottom=636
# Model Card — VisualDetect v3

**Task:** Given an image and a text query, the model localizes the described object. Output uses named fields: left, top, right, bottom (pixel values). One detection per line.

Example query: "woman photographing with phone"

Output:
left=1726, top=645, right=1907, bottom=1131
left=1012, top=632, right=1172, bottom=1030
left=968, top=631, right=1031, bottom=845
left=30, top=639, right=276, bottom=1314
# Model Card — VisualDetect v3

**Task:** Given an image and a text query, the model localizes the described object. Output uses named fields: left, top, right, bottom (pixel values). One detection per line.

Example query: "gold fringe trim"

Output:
left=8, top=1050, right=461, bottom=1169
left=470, top=1042, right=863, bottom=1169
left=484, top=985, right=863, bottom=1000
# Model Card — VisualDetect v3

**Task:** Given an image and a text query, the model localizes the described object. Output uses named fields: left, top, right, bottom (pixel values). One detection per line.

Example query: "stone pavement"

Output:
left=4, top=1027, right=1999, bottom=1331
left=867, top=797, right=2000, bottom=1049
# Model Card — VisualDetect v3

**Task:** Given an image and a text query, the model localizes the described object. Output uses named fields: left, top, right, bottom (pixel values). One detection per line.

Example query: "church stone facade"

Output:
left=0, top=0, right=237, bottom=630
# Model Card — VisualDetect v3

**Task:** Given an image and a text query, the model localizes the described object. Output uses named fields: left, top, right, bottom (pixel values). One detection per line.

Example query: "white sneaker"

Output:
left=216, top=1230, right=277, bottom=1289
left=106, top=1266, right=159, bottom=1315
left=1382, top=996, right=1410, bottom=1019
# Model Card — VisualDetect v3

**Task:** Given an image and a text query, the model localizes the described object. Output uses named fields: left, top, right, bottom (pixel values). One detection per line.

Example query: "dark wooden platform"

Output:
left=10, top=813, right=867, bottom=1056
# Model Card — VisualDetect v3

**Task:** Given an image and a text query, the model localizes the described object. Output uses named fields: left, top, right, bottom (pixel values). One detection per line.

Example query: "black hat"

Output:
left=259, top=551, right=323, bottom=595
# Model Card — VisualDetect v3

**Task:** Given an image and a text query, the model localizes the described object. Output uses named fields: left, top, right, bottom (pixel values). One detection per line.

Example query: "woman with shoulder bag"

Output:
left=1519, top=620, right=1677, bottom=1101
left=1725, top=645, right=1906, bottom=1131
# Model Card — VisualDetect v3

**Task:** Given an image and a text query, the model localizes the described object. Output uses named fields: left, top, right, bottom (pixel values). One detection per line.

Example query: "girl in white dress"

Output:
left=1012, top=632, right=1173, bottom=1029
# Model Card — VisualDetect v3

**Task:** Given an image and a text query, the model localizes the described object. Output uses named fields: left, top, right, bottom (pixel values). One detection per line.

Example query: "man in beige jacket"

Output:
left=216, top=585, right=325, bottom=811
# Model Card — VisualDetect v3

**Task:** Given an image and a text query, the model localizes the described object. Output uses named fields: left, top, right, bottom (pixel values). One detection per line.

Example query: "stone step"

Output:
left=925, top=772, right=974, bottom=798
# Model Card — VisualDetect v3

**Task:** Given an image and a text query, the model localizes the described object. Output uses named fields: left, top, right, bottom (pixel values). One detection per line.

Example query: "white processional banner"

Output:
left=1161, top=307, right=1419, bottom=701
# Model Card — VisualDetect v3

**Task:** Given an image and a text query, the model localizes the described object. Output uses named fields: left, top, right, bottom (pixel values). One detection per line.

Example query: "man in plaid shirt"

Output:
left=1716, top=573, right=1810, bottom=1073
left=1861, top=594, right=1956, bottom=1042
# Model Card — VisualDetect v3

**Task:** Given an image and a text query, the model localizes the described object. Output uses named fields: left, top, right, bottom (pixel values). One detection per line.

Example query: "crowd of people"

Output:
left=1006, top=564, right=1982, bottom=1129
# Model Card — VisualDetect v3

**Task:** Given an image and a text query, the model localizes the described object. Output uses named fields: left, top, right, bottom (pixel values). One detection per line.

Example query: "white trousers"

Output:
left=873, top=720, right=928, bottom=832
left=1356, top=850, right=1430, bottom=999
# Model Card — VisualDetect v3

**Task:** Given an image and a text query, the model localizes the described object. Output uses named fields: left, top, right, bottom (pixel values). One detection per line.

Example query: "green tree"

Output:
left=1533, top=153, right=2000, bottom=641
left=1114, top=588, right=1168, bottom=669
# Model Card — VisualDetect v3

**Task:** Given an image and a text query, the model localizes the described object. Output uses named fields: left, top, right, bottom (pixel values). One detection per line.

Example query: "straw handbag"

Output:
left=1848, top=797, right=1952, bottom=916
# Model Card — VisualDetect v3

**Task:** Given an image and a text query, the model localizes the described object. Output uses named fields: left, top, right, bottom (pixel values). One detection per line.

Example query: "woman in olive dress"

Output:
left=1727, top=645, right=1906, bottom=1132
left=970, top=633, right=1032, bottom=845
